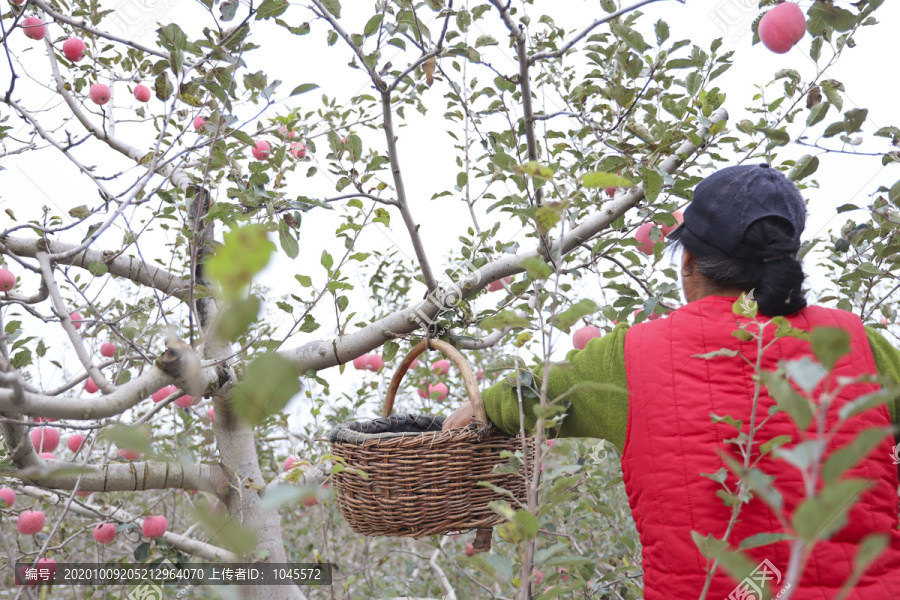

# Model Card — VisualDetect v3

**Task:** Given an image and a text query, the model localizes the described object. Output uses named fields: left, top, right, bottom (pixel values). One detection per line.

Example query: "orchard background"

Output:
left=0, top=0, right=899, bottom=598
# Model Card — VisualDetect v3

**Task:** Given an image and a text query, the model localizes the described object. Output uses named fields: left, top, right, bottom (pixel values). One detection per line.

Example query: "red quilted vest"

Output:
left=622, top=295, right=900, bottom=599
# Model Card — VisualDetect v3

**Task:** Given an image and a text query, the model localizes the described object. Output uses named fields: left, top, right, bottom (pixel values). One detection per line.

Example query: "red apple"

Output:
left=30, top=427, right=60, bottom=452
left=428, top=382, right=449, bottom=401
left=546, top=439, right=555, bottom=448
left=118, top=448, right=139, bottom=460
left=573, top=325, right=601, bottom=350
left=635, top=222, right=657, bottom=255
left=283, top=456, right=299, bottom=471
left=17, top=510, right=45, bottom=534
left=417, top=386, right=429, bottom=399
left=533, top=570, right=543, bottom=585
left=207, top=407, right=215, bottom=423
left=0, top=487, right=15, bottom=508
left=759, top=2, right=806, bottom=54
left=881, top=317, right=889, bottom=325
left=300, top=494, right=318, bottom=507
left=251, top=140, right=270, bottom=160
left=410, top=358, right=420, bottom=369
left=22, top=17, right=46, bottom=41
left=432, top=359, right=451, bottom=376
left=89, top=83, right=111, bottom=106
left=464, top=543, right=475, bottom=556
left=659, top=210, right=684, bottom=236
left=290, top=142, right=307, bottom=158
left=100, top=342, right=116, bottom=357
left=365, top=354, right=384, bottom=372
left=67, top=434, right=85, bottom=453
left=278, top=126, right=297, bottom=138
left=0, top=268, right=15, bottom=292
left=133, top=84, right=151, bottom=102
left=142, top=515, right=167, bottom=538
left=69, top=311, right=83, bottom=329
left=352, top=355, right=368, bottom=370
left=76, top=490, right=92, bottom=497
left=192, top=115, right=206, bottom=130
left=558, top=567, right=569, bottom=581
left=34, top=558, right=57, bottom=582
left=487, top=276, right=511, bottom=292
left=93, top=522, right=116, bottom=544
left=151, top=384, right=178, bottom=403
left=40, top=452, right=55, bottom=460
left=85, top=377, right=99, bottom=394
left=62, top=38, right=86, bottom=62
left=174, top=394, right=194, bottom=408
left=475, top=369, right=484, bottom=381
left=10, top=0, right=25, bottom=5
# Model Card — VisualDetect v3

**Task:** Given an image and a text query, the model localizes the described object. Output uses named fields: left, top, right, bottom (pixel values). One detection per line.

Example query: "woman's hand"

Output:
left=442, top=402, right=476, bottom=430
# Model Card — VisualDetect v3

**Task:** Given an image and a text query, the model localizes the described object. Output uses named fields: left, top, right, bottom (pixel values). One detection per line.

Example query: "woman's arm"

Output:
left=444, top=323, right=631, bottom=452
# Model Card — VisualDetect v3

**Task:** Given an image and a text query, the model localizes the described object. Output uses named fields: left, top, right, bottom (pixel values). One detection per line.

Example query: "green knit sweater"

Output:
left=481, top=323, right=900, bottom=454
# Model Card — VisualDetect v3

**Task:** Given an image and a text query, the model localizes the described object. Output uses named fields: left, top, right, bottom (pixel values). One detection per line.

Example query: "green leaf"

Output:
left=738, top=532, right=794, bottom=550
left=732, top=292, right=758, bottom=318
left=610, top=23, right=650, bottom=53
left=690, top=532, right=758, bottom=586
left=103, top=424, right=153, bottom=457
left=839, top=387, right=898, bottom=420
left=837, top=534, right=889, bottom=598
left=535, top=202, right=566, bottom=235
left=510, top=509, right=540, bottom=541
left=710, top=413, right=742, bottom=431
left=654, top=19, right=669, bottom=45
left=321, top=0, right=341, bottom=18
left=642, top=168, right=663, bottom=202
left=808, top=3, right=857, bottom=32
left=321, top=250, right=334, bottom=271
left=514, top=160, right=554, bottom=181
left=382, top=340, right=399, bottom=362
left=347, top=134, right=363, bottom=162
left=810, top=326, right=850, bottom=371
left=260, top=483, right=307, bottom=510
left=231, top=354, right=301, bottom=425
left=256, top=0, right=289, bottom=19
left=579, top=171, right=633, bottom=189
left=792, top=479, right=870, bottom=543
left=481, top=311, right=531, bottom=332
left=784, top=356, right=827, bottom=394
left=807, top=102, right=830, bottom=126
left=298, top=314, right=319, bottom=333
left=821, top=427, right=889, bottom=484
left=215, top=295, right=261, bottom=342
left=278, top=219, right=299, bottom=259
left=295, top=274, right=312, bottom=287
left=363, top=14, right=383, bottom=36
left=820, top=81, right=844, bottom=111
left=290, top=83, right=319, bottom=96
left=88, top=261, right=108, bottom=276
left=553, top=299, right=600, bottom=333
left=206, top=224, right=276, bottom=299
left=519, top=256, right=552, bottom=280
left=157, top=23, right=189, bottom=52
left=154, top=72, right=173, bottom=101
left=761, top=369, right=813, bottom=430
left=789, top=155, right=819, bottom=181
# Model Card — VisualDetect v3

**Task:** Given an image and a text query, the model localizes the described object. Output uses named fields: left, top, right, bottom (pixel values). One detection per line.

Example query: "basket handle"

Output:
left=382, top=339, right=489, bottom=426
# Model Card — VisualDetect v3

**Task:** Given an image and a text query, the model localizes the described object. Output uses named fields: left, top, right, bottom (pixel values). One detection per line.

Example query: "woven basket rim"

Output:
left=328, top=413, right=515, bottom=445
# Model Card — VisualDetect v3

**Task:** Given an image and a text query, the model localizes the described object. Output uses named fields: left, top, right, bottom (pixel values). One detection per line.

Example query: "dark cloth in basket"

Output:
left=328, top=414, right=446, bottom=444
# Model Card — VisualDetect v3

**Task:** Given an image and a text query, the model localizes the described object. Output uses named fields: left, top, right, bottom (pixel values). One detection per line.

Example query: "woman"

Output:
left=443, top=164, right=900, bottom=599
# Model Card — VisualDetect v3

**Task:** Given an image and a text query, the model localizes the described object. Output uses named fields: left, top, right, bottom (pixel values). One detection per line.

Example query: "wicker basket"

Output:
left=328, top=339, right=534, bottom=548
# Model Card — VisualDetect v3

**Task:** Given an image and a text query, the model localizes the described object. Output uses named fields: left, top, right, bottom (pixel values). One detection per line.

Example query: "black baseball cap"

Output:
left=670, top=163, right=807, bottom=261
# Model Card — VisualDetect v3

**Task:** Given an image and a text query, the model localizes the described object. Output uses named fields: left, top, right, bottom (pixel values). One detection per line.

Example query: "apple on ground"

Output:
left=67, top=434, right=85, bottom=452
left=572, top=325, right=601, bottom=350
left=487, top=276, right=511, bottom=292
left=133, top=84, right=151, bottom=102
left=251, top=140, right=270, bottom=160
left=62, top=38, right=86, bottom=62
left=0, top=487, right=15, bottom=508
left=142, top=515, right=167, bottom=538
left=30, top=427, right=60, bottom=452
left=759, top=2, right=806, bottom=54
left=432, top=359, right=451, bottom=375
left=89, top=83, right=111, bottom=106
left=100, top=342, right=116, bottom=357
left=0, top=268, right=15, bottom=292
left=17, top=510, right=45, bottom=534
left=93, top=523, right=116, bottom=544
left=22, top=17, right=46, bottom=40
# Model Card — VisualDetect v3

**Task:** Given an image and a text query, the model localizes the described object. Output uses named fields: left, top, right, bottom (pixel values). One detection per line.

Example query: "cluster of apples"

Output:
left=634, top=211, right=682, bottom=255
left=150, top=384, right=196, bottom=408
left=352, top=353, right=385, bottom=372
